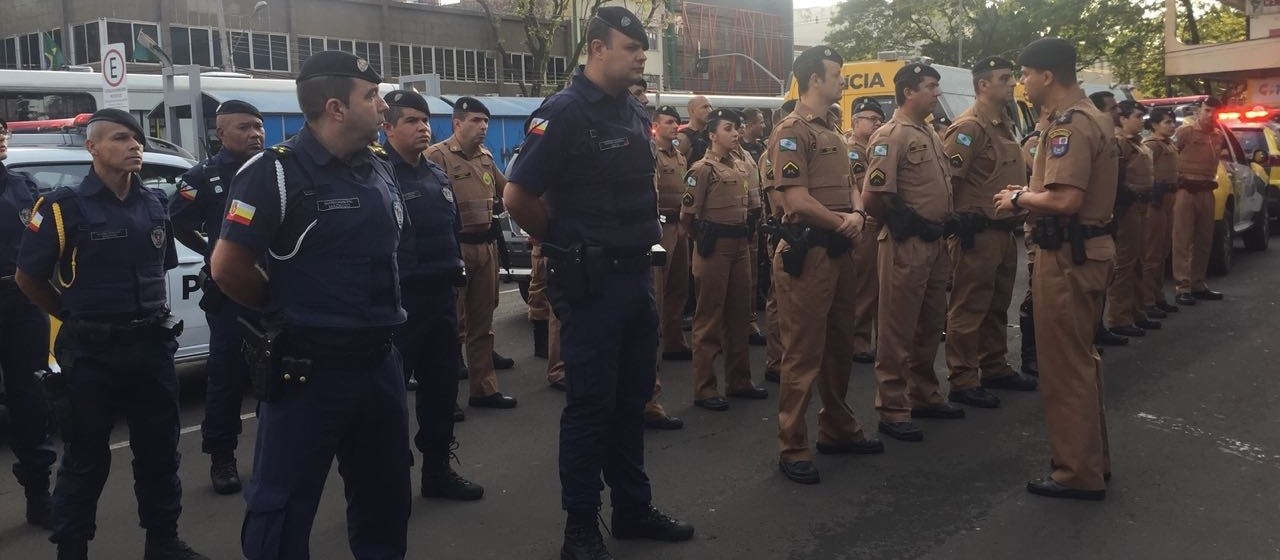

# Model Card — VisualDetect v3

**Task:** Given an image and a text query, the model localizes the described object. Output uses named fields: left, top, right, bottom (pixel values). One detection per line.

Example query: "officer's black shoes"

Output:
left=1135, top=319, right=1162, bottom=330
left=949, top=387, right=1001, bottom=409
left=453, top=403, right=466, bottom=422
left=662, top=349, right=693, bottom=361
left=611, top=505, right=695, bottom=542
left=25, top=491, right=54, bottom=530
left=1155, top=301, right=1180, bottom=313
left=1095, top=329, right=1131, bottom=346
left=1109, top=325, right=1146, bottom=338
left=852, top=351, right=876, bottom=364
left=469, top=392, right=518, bottom=409
left=143, top=533, right=210, bottom=560
left=406, top=376, right=420, bottom=391
left=561, top=514, right=614, bottom=560
left=422, top=469, right=485, bottom=501
left=1026, top=477, right=1106, bottom=501
left=1021, top=358, right=1039, bottom=377
left=816, top=437, right=885, bottom=455
left=492, top=351, right=516, bottom=370
left=764, top=369, right=781, bottom=383
left=727, top=386, right=769, bottom=400
left=748, top=331, right=767, bottom=346
left=57, top=541, right=88, bottom=560
left=1175, top=293, right=1198, bottom=306
left=1192, top=289, right=1224, bottom=301
left=983, top=372, right=1040, bottom=391
left=693, top=396, right=730, bottom=411
left=910, top=403, right=966, bottom=420
left=209, top=455, right=242, bottom=495
left=878, top=421, right=924, bottom=442
left=532, top=320, right=549, bottom=358
left=778, top=460, right=821, bottom=484
left=1145, top=307, right=1169, bottom=319
left=645, top=414, right=685, bottom=430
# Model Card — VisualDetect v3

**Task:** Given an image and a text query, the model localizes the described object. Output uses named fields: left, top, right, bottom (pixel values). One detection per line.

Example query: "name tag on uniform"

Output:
left=819, top=146, right=839, bottom=155
left=908, top=141, right=927, bottom=152
left=317, top=198, right=361, bottom=212
left=90, top=229, right=128, bottom=241
left=662, top=166, right=675, bottom=174
left=403, top=190, right=424, bottom=201
left=598, top=137, right=630, bottom=151
left=452, top=172, right=472, bottom=181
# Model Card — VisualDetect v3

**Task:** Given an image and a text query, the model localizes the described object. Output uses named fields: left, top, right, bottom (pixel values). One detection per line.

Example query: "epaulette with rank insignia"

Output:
left=369, top=143, right=389, bottom=159
left=1055, top=110, right=1076, bottom=125
left=270, top=145, right=294, bottom=158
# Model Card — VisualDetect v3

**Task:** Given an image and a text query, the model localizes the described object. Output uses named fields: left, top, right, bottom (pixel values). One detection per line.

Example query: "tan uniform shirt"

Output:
left=655, top=143, right=688, bottom=213
left=1118, top=132, right=1154, bottom=191
left=1144, top=136, right=1179, bottom=185
left=758, top=152, right=783, bottom=220
left=768, top=110, right=855, bottom=224
left=1173, top=123, right=1222, bottom=180
left=848, top=138, right=869, bottom=193
left=732, top=145, right=762, bottom=211
left=943, top=99, right=1025, bottom=220
left=1028, top=92, right=1118, bottom=233
left=682, top=153, right=748, bottom=225
left=426, top=138, right=507, bottom=233
left=864, top=109, right=954, bottom=223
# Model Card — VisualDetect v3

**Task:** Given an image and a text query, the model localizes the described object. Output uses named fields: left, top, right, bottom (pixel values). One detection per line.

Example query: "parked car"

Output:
left=1226, top=121, right=1280, bottom=219
left=1206, top=121, right=1270, bottom=275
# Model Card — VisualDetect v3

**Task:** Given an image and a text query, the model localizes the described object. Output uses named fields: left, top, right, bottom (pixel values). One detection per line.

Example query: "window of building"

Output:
left=71, top=22, right=101, bottom=65
left=226, top=30, right=288, bottom=72
left=103, top=20, right=159, bottom=63
left=298, top=37, right=379, bottom=74
left=190, top=27, right=212, bottom=67
left=435, top=48, right=452, bottom=81
left=170, top=26, right=191, bottom=65
left=167, top=25, right=218, bottom=67
left=0, top=38, right=17, bottom=70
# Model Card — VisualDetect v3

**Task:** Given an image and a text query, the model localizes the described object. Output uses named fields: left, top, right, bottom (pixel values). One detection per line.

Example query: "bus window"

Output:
left=0, top=92, right=97, bottom=122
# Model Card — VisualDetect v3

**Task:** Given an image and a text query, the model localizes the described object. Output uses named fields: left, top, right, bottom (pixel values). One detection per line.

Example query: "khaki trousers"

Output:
left=1141, top=201, right=1174, bottom=307
left=852, top=221, right=882, bottom=354
left=873, top=235, right=949, bottom=422
left=459, top=241, right=499, bottom=397
left=657, top=223, right=692, bottom=353
left=1106, top=203, right=1149, bottom=328
left=691, top=236, right=754, bottom=400
left=1171, top=189, right=1215, bottom=294
left=944, top=229, right=1018, bottom=390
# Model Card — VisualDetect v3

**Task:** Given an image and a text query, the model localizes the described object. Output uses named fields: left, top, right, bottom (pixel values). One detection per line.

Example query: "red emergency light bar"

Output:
left=6, top=113, right=94, bottom=133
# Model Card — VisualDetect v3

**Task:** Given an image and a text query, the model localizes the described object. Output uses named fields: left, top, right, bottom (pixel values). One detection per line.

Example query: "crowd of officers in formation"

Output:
left=0, top=3, right=1234, bottom=557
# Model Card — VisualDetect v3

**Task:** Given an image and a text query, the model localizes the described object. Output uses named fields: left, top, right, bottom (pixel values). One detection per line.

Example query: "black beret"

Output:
left=894, top=63, right=941, bottom=84
left=707, top=108, right=742, bottom=128
left=384, top=90, right=431, bottom=117
left=297, top=50, right=382, bottom=84
left=1017, top=37, right=1075, bottom=70
left=794, top=45, right=844, bottom=74
left=594, top=6, right=649, bottom=50
left=215, top=99, right=262, bottom=120
left=972, top=56, right=1014, bottom=75
left=850, top=96, right=885, bottom=119
left=655, top=105, right=681, bottom=120
left=87, top=108, right=144, bottom=141
left=453, top=96, right=490, bottom=118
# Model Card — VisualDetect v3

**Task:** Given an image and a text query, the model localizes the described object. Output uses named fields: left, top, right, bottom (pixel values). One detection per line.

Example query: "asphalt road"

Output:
left=3, top=237, right=1279, bottom=560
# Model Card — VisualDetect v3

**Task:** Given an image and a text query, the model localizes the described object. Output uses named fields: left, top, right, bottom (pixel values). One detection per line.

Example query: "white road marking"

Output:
left=499, top=287, right=519, bottom=294
left=108, top=412, right=258, bottom=451
left=1134, top=412, right=1280, bottom=467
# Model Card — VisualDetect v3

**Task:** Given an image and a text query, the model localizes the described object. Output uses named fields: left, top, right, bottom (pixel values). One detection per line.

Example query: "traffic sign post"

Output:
left=102, top=43, right=129, bottom=110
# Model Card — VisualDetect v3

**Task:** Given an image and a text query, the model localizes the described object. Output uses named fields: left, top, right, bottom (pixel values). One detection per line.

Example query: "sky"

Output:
left=793, top=0, right=841, bottom=7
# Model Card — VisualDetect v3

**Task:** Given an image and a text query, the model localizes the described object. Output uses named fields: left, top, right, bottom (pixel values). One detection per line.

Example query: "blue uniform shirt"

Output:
left=169, top=148, right=250, bottom=262
left=220, top=126, right=407, bottom=330
left=1, top=163, right=40, bottom=277
left=507, top=67, right=661, bottom=248
left=383, top=142, right=463, bottom=281
left=18, top=170, right=178, bottom=318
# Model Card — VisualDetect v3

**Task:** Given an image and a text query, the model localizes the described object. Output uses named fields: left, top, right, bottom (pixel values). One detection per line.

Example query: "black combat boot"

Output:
left=209, top=452, right=242, bottom=495
left=14, top=466, right=54, bottom=529
left=533, top=320, right=549, bottom=358
left=611, top=505, right=695, bottom=542
left=57, top=541, right=88, bottom=560
left=561, top=511, right=613, bottom=560
left=421, top=441, right=484, bottom=501
left=1019, top=299, right=1038, bottom=376
left=143, top=532, right=209, bottom=560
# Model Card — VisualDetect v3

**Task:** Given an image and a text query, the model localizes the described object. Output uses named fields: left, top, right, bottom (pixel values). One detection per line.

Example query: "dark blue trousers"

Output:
left=241, top=349, right=410, bottom=560
left=49, top=326, right=182, bottom=544
left=0, top=291, right=56, bottom=487
left=395, top=279, right=460, bottom=454
left=549, top=268, right=657, bottom=512
left=200, top=298, right=255, bottom=455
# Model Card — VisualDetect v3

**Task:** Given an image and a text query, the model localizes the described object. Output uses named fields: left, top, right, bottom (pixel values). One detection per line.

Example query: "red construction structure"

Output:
left=675, top=0, right=791, bottom=96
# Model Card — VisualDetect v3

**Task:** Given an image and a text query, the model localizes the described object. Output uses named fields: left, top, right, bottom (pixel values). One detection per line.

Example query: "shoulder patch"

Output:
left=868, top=169, right=886, bottom=187
left=528, top=118, right=548, bottom=136
left=779, top=137, right=798, bottom=152
left=852, top=162, right=867, bottom=175
left=177, top=180, right=198, bottom=201
left=848, top=151, right=860, bottom=161
left=956, top=133, right=972, bottom=147
left=1048, top=129, right=1071, bottom=158
left=682, top=191, right=695, bottom=207
left=872, top=144, right=889, bottom=157
left=780, top=162, right=800, bottom=179
left=950, top=153, right=964, bottom=168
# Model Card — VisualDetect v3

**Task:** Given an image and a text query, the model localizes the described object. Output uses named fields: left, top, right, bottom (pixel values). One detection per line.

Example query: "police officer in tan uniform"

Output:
left=655, top=105, right=696, bottom=362
left=1171, top=98, right=1226, bottom=306
left=864, top=63, right=962, bottom=442
left=772, top=46, right=881, bottom=485
left=995, top=38, right=1117, bottom=500
left=683, top=109, right=769, bottom=411
left=848, top=96, right=884, bottom=365
left=942, top=56, right=1039, bottom=411
left=730, top=113, right=768, bottom=348
left=758, top=148, right=784, bottom=384
left=1105, top=100, right=1161, bottom=337
left=1141, top=107, right=1181, bottom=317
left=426, top=97, right=517, bottom=409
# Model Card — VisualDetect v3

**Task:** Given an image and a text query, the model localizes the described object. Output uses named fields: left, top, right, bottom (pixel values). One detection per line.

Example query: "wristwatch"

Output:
left=1011, top=189, right=1025, bottom=211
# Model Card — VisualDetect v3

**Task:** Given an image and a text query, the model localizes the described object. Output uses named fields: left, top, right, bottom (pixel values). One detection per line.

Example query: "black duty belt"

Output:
left=287, top=329, right=394, bottom=370
left=1130, top=188, right=1153, bottom=203
left=986, top=219, right=1020, bottom=232
left=1177, top=178, right=1217, bottom=193
left=700, top=221, right=749, bottom=238
left=64, top=311, right=182, bottom=343
left=659, top=209, right=681, bottom=224
left=457, top=230, right=499, bottom=244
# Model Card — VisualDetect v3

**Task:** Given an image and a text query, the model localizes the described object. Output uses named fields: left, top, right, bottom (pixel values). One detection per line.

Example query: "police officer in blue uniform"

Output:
left=382, top=89, right=485, bottom=501
left=168, top=99, right=265, bottom=495
left=505, top=7, right=695, bottom=559
left=0, top=116, right=58, bottom=530
left=211, top=50, right=410, bottom=560
left=16, top=109, right=205, bottom=560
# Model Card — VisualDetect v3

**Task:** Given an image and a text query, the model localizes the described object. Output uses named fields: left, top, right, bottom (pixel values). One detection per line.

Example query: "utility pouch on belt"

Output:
left=695, top=222, right=718, bottom=258
left=779, top=225, right=810, bottom=277
left=543, top=242, right=592, bottom=304
left=1031, top=215, right=1065, bottom=250
left=197, top=265, right=227, bottom=314
left=1068, top=215, right=1087, bottom=266
left=1152, top=182, right=1170, bottom=208
left=1113, top=185, right=1134, bottom=221
left=954, top=213, right=987, bottom=250
left=239, top=317, right=286, bottom=403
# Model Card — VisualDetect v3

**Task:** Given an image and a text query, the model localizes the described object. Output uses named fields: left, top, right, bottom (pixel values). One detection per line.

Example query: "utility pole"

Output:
left=216, top=0, right=233, bottom=71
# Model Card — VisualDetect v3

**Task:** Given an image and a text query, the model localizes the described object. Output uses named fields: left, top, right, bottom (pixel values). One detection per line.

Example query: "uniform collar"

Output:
left=1045, top=89, right=1088, bottom=121
left=570, top=66, right=631, bottom=109
left=974, top=98, right=1007, bottom=126
left=74, top=168, right=143, bottom=198
left=446, top=137, right=484, bottom=160
left=795, top=103, right=834, bottom=129
left=294, top=126, right=372, bottom=168
left=382, top=141, right=419, bottom=168
left=890, top=108, right=931, bottom=132
left=212, top=148, right=250, bottom=170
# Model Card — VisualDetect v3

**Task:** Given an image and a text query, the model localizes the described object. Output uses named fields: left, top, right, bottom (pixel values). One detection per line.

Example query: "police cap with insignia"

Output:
left=215, top=99, right=263, bottom=120
left=1017, top=37, right=1075, bottom=71
left=793, top=45, right=844, bottom=81
left=384, top=89, right=431, bottom=117
left=452, top=96, right=491, bottom=118
left=655, top=105, right=681, bottom=120
left=87, top=108, right=145, bottom=141
left=851, top=96, right=885, bottom=119
left=894, top=63, right=941, bottom=85
left=296, top=50, right=382, bottom=84
left=972, top=56, right=1014, bottom=75
left=707, top=108, right=742, bottom=128
left=593, top=6, right=649, bottom=50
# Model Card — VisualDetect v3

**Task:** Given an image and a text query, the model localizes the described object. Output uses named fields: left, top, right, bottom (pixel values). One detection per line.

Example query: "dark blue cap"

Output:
left=1017, top=37, right=1076, bottom=70
left=384, top=90, right=431, bottom=117
left=297, top=50, right=382, bottom=84
left=87, top=108, right=144, bottom=141
left=215, top=99, right=262, bottom=120
left=593, top=6, right=649, bottom=50
left=894, top=63, right=941, bottom=84
left=452, top=96, right=490, bottom=118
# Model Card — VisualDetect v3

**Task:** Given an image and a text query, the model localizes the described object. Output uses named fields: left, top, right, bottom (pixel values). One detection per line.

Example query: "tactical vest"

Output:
left=397, top=159, right=461, bottom=279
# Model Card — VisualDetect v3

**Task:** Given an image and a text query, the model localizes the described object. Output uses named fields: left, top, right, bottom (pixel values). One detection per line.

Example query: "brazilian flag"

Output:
left=42, top=32, right=67, bottom=70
